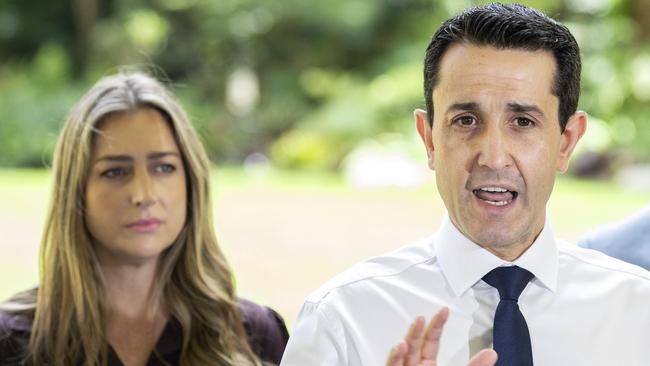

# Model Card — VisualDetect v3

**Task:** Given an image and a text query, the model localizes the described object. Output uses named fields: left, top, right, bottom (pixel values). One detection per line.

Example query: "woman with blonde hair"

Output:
left=0, top=72, right=288, bottom=365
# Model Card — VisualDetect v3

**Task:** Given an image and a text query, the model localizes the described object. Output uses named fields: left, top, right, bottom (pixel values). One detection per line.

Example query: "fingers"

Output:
left=467, top=349, right=498, bottom=366
left=385, top=308, right=454, bottom=366
left=421, top=307, right=450, bottom=360
left=385, top=341, right=408, bottom=366
left=387, top=315, right=426, bottom=366
left=404, top=316, right=426, bottom=364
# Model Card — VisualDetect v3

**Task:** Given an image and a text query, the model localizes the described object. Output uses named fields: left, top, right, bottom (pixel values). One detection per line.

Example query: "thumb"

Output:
left=467, top=349, right=498, bottom=366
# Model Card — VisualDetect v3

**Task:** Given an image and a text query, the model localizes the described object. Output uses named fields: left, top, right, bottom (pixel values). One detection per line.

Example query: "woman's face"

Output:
left=85, top=107, right=187, bottom=265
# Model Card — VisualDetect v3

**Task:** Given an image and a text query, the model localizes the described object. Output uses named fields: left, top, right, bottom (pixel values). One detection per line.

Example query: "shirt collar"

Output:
left=434, top=213, right=558, bottom=297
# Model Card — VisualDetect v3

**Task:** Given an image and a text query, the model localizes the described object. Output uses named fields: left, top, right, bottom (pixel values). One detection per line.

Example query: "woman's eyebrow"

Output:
left=94, top=151, right=180, bottom=163
left=94, top=154, right=133, bottom=163
left=147, top=151, right=181, bottom=160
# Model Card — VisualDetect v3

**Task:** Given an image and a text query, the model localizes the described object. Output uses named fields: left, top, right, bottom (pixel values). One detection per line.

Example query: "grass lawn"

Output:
left=1, top=167, right=648, bottom=326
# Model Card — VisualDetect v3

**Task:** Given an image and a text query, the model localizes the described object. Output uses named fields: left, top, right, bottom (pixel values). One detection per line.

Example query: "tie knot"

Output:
left=482, top=266, right=534, bottom=301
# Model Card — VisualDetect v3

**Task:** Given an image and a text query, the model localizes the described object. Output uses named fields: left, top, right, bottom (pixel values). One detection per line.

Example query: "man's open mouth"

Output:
left=472, top=186, right=518, bottom=206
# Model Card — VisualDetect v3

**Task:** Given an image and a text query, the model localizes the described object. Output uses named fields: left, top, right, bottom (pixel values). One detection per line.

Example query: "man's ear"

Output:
left=556, top=111, right=587, bottom=173
left=415, top=109, right=435, bottom=170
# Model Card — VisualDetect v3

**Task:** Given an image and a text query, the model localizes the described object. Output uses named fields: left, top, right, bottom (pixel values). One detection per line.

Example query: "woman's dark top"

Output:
left=0, top=298, right=289, bottom=365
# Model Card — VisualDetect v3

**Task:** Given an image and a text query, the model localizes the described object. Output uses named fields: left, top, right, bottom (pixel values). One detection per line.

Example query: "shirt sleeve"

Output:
left=256, top=305, right=290, bottom=364
left=280, top=300, right=348, bottom=366
left=238, top=298, right=290, bottom=365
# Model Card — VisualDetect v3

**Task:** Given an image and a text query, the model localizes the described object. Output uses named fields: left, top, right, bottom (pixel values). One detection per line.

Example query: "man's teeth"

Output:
left=484, top=199, right=511, bottom=206
left=480, top=187, right=508, bottom=192
left=474, top=186, right=515, bottom=206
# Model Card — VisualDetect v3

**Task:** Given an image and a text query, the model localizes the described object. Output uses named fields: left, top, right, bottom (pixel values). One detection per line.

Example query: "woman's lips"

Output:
left=126, top=218, right=162, bottom=233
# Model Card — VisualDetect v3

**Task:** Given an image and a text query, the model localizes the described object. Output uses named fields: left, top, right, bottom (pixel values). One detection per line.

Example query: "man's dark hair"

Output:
left=423, top=3, right=581, bottom=132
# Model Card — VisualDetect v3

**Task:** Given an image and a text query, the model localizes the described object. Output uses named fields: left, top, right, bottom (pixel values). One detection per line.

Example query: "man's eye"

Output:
left=155, top=164, right=176, bottom=173
left=102, top=168, right=128, bottom=178
left=515, top=117, right=535, bottom=128
left=454, top=116, right=477, bottom=127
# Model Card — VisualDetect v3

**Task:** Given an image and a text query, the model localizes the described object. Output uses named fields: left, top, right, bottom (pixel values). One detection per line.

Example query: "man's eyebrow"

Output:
left=507, top=102, right=545, bottom=117
left=445, top=102, right=480, bottom=114
left=94, top=151, right=180, bottom=163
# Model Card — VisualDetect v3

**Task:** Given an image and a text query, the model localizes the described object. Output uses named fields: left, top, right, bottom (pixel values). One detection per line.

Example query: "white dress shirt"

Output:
left=280, top=215, right=650, bottom=366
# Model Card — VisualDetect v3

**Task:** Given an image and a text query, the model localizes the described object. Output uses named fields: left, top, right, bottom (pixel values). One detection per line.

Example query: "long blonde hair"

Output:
left=7, top=72, right=261, bottom=365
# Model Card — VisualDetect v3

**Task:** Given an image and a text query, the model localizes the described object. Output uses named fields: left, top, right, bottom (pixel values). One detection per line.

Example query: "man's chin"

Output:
left=469, top=225, right=536, bottom=256
left=473, top=234, right=521, bottom=250
left=461, top=219, right=528, bottom=247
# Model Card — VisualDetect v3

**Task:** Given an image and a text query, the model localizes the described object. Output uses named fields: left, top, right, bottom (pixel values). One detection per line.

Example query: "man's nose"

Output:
left=476, top=125, right=513, bottom=170
left=130, top=169, right=156, bottom=208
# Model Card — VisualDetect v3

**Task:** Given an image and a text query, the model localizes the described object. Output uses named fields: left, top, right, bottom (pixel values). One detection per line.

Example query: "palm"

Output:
left=385, top=308, right=497, bottom=366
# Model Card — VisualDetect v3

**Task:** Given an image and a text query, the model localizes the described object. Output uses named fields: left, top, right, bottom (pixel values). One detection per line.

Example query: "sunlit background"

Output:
left=1, top=0, right=650, bottom=327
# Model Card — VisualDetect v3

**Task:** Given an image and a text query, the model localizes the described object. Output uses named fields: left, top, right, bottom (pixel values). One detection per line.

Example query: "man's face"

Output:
left=416, top=43, right=585, bottom=260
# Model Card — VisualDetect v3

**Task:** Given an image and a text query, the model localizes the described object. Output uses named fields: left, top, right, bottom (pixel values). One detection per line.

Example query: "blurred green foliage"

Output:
left=1, top=0, right=649, bottom=168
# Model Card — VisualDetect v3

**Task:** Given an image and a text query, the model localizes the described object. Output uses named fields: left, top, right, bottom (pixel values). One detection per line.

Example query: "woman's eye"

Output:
left=454, top=116, right=477, bottom=127
left=102, top=168, right=128, bottom=178
left=515, top=117, right=535, bottom=128
left=155, top=164, right=176, bottom=173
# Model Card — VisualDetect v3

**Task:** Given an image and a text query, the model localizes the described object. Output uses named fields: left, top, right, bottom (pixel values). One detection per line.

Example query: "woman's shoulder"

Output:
left=237, top=298, right=289, bottom=365
left=0, top=310, right=32, bottom=333
left=0, top=309, right=32, bottom=365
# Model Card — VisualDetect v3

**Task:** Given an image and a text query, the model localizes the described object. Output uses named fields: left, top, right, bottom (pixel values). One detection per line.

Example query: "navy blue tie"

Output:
left=483, top=266, right=535, bottom=366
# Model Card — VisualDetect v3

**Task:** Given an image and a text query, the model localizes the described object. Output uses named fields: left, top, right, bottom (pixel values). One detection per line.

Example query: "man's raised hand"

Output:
left=385, top=307, right=498, bottom=366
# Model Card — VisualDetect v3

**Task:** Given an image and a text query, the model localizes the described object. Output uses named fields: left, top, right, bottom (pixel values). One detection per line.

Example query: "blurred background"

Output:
left=1, top=0, right=650, bottom=327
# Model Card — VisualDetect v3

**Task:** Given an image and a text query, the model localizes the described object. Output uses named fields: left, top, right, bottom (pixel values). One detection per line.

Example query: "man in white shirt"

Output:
left=280, top=4, right=650, bottom=366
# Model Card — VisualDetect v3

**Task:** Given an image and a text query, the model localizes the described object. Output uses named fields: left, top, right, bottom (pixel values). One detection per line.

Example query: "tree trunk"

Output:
left=632, top=0, right=650, bottom=42
left=71, top=0, right=98, bottom=76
